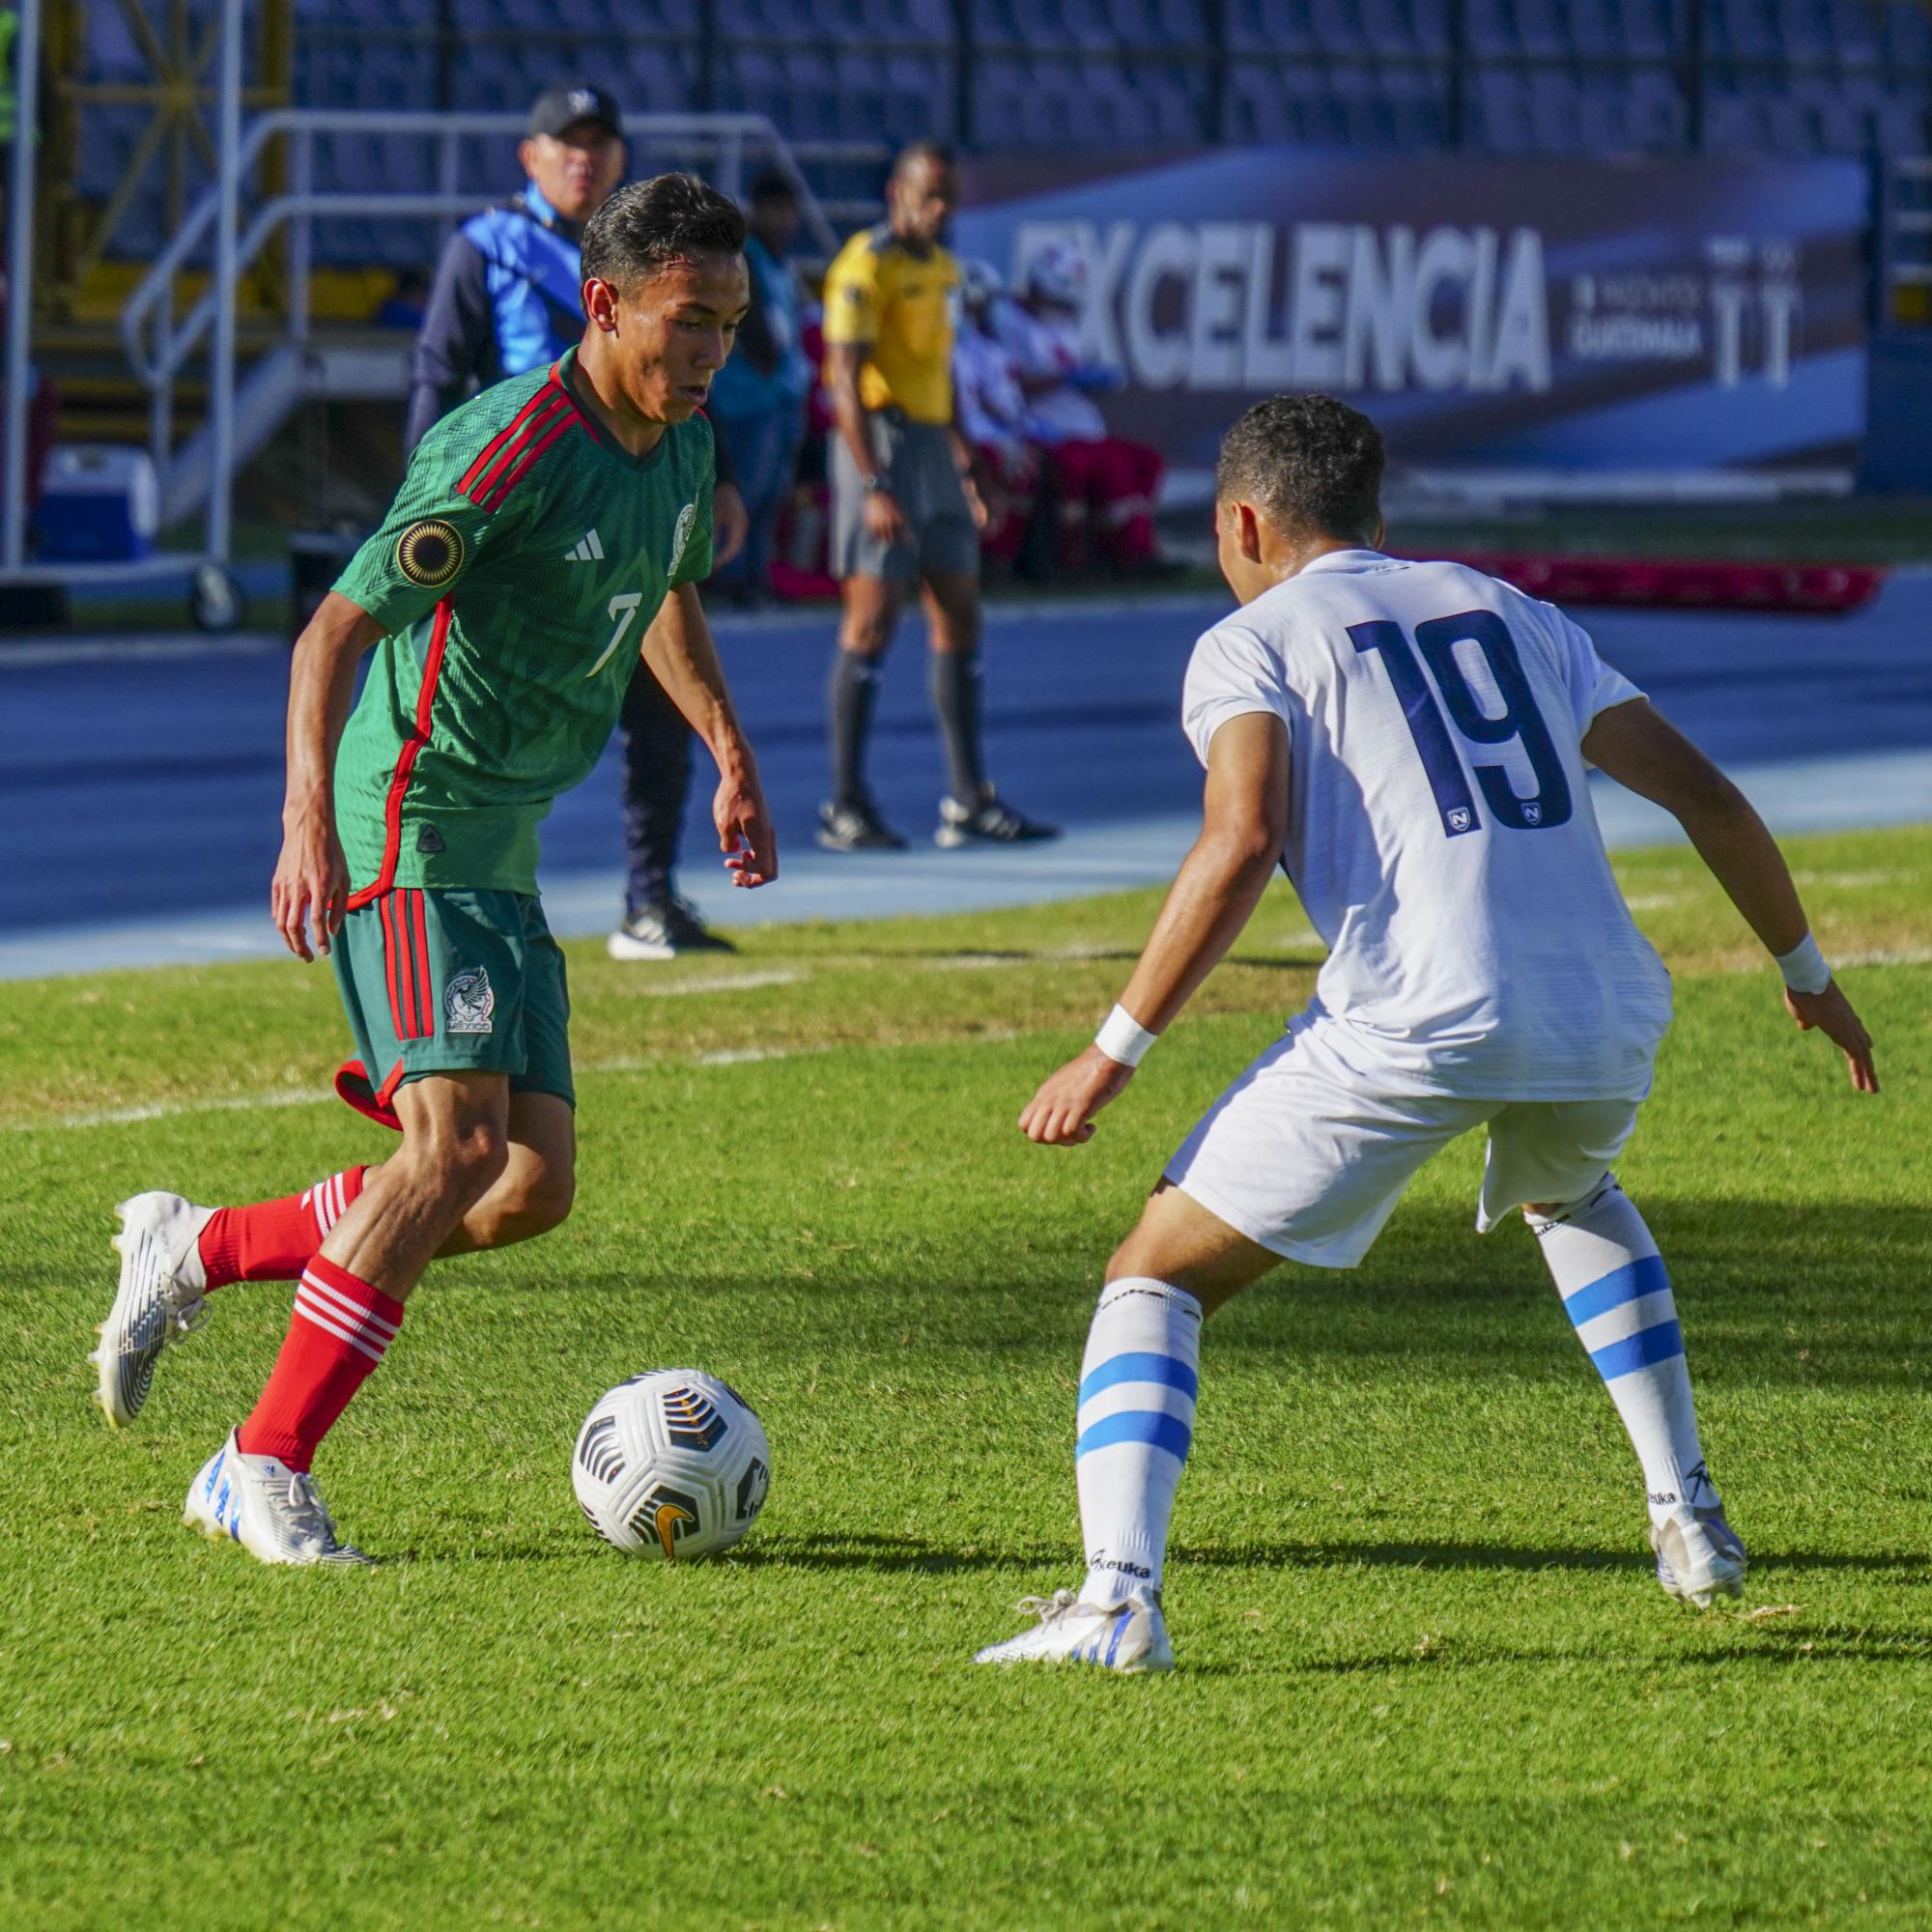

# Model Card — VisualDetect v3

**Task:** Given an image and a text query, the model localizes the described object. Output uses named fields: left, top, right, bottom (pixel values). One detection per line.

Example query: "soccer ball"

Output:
left=572, top=1370, right=771, bottom=1560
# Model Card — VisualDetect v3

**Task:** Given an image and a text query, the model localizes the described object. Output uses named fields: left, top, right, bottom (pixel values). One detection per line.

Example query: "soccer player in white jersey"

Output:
left=975, top=394, right=1878, bottom=1674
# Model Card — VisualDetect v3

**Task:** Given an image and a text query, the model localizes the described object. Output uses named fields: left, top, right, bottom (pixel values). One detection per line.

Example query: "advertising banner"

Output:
left=952, top=151, right=1868, bottom=473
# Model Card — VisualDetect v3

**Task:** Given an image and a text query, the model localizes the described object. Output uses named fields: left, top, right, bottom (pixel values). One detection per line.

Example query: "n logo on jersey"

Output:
left=565, top=527, right=604, bottom=562
left=1447, top=806, right=1473, bottom=833
left=668, top=501, right=697, bottom=579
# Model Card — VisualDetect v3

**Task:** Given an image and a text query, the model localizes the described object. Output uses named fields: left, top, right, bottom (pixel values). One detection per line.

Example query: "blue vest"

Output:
left=460, top=184, right=583, bottom=377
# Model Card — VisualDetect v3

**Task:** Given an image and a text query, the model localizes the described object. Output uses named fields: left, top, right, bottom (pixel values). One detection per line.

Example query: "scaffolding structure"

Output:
left=2, top=0, right=847, bottom=624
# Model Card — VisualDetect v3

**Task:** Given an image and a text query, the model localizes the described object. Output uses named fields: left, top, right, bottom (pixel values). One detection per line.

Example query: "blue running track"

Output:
left=3, top=578, right=1930, bottom=980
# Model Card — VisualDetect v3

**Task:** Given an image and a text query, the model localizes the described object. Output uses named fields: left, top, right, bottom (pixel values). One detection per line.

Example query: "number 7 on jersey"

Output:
left=586, top=590, right=644, bottom=680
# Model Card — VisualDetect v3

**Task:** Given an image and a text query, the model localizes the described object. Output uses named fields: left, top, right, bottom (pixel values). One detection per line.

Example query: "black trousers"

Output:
left=619, top=660, right=695, bottom=917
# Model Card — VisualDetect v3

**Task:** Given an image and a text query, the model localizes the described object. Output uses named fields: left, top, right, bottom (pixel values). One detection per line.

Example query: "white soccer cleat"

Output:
left=184, top=1429, right=374, bottom=1566
left=92, top=1192, right=215, bottom=1428
left=973, top=1586, right=1174, bottom=1673
left=1650, top=1471, right=1747, bottom=1608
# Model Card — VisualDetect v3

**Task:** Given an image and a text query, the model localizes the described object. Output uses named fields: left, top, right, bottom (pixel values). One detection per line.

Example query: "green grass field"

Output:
left=3, top=826, right=1929, bottom=1929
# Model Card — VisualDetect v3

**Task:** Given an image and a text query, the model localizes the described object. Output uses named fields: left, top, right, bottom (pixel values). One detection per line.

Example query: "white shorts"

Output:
left=1163, top=1016, right=1642, bottom=1269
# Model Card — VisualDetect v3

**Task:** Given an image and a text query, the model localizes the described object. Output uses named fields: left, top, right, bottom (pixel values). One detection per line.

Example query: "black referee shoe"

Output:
left=935, top=790, right=1062, bottom=848
left=817, top=798, right=909, bottom=852
left=606, top=896, right=736, bottom=961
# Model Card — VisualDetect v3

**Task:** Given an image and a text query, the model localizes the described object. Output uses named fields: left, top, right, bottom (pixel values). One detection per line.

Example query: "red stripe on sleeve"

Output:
left=456, top=386, right=566, bottom=493
left=475, top=414, right=576, bottom=512
left=462, top=393, right=569, bottom=506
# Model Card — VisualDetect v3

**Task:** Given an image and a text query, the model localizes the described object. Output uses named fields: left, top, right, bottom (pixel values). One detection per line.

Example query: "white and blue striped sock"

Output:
left=1528, top=1178, right=1712, bottom=1525
left=1075, top=1276, right=1204, bottom=1607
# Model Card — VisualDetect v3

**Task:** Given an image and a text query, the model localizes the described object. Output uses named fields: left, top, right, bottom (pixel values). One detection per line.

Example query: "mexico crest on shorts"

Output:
left=444, top=966, right=495, bottom=1035
left=668, top=501, right=697, bottom=579
left=396, top=518, right=465, bottom=589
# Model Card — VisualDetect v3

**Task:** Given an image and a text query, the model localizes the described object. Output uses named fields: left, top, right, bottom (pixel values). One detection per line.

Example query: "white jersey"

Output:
left=991, top=302, right=1108, bottom=443
left=1182, top=550, right=1672, bottom=1100
left=953, top=326, right=1029, bottom=446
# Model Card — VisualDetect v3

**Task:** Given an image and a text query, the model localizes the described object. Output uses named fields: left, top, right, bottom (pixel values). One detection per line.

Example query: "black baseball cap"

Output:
left=527, top=83, right=623, bottom=142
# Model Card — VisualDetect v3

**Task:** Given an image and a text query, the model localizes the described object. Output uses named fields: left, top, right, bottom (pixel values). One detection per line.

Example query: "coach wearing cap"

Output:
left=407, top=83, right=749, bottom=959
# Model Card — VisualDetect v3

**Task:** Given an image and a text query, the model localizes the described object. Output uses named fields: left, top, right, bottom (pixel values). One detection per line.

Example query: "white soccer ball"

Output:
left=572, top=1369, right=771, bottom=1560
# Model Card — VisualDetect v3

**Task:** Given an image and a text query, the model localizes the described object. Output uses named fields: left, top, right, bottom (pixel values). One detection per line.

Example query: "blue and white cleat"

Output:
left=185, top=1429, right=373, bottom=1566
left=1650, top=1468, right=1747, bottom=1608
left=92, top=1192, right=215, bottom=1428
left=973, top=1586, right=1174, bottom=1673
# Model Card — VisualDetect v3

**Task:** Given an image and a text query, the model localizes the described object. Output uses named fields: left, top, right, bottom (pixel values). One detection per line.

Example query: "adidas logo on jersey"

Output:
left=565, top=528, right=605, bottom=563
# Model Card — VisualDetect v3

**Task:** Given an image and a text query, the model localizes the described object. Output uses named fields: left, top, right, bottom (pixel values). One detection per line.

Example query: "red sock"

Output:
left=199, top=1167, right=367, bottom=1289
left=236, top=1255, right=403, bottom=1472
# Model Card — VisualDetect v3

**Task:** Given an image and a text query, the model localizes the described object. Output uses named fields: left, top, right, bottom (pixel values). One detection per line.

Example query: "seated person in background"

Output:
left=952, top=259, right=1042, bottom=574
left=996, top=243, right=1167, bottom=576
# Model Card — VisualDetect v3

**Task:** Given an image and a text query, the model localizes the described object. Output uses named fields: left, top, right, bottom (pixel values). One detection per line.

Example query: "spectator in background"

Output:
left=817, top=141, right=1058, bottom=853
left=997, top=243, right=1168, bottom=577
left=405, top=81, right=750, bottom=962
left=706, top=170, right=811, bottom=608
left=952, top=258, right=1043, bottom=576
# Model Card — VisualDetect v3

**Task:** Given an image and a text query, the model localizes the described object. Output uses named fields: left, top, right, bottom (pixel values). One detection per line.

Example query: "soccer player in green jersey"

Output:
left=90, top=175, right=778, bottom=1565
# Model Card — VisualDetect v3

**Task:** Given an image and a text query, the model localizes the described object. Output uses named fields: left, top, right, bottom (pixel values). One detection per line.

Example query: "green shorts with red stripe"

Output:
left=329, top=887, right=574, bottom=1131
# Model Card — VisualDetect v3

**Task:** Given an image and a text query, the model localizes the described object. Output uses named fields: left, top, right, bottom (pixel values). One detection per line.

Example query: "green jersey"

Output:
left=331, top=347, right=715, bottom=904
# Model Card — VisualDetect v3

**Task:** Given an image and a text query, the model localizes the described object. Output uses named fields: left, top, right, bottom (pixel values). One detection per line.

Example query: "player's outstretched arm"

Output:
left=1020, top=712, right=1290, bottom=1146
left=639, top=582, right=776, bottom=889
left=272, top=591, right=384, bottom=962
left=1582, top=697, right=1878, bottom=1094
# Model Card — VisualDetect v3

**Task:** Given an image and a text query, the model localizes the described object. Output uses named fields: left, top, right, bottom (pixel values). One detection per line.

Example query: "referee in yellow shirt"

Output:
left=816, top=142, right=1059, bottom=851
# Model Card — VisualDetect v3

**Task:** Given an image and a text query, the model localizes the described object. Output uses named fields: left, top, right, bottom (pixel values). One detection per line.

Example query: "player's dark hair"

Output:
left=892, top=138, right=955, bottom=182
left=581, top=173, right=747, bottom=293
left=1215, top=394, right=1385, bottom=545
left=748, top=167, right=796, bottom=205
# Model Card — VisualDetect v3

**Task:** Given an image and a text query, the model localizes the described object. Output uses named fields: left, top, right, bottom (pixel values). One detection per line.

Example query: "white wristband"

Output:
left=1775, top=932, right=1832, bottom=996
left=1094, top=1004, right=1158, bottom=1067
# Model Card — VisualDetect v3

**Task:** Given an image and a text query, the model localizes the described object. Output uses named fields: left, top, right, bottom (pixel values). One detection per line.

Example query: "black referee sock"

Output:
left=930, top=650, right=985, bottom=806
left=829, top=650, right=882, bottom=808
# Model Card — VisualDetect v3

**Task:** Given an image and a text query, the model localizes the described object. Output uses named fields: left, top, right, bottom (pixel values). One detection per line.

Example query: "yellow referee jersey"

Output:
left=820, top=222, right=959, bottom=425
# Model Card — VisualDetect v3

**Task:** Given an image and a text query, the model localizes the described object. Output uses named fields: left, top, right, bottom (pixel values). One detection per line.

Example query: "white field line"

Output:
left=6, top=1086, right=332, bottom=1133
left=14, top=943, right=1926, bottom=1135
left=1788, top=869, right=1904, bottom=890
left=1834, top=945, right=1932, bottom=968
left=609, top=967, right=807, bottom=998
left=692, top=1045, right=819, bottom=1067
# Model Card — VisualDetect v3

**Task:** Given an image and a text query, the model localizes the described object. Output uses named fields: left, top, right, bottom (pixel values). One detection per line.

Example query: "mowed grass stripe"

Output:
left=1, top=827, right=1928, bottom=1929
left=3, top=824, right=1927, bottom=1132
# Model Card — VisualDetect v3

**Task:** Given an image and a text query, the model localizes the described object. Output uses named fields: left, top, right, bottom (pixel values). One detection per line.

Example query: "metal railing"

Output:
left=116, top=104, right=852, bottom=556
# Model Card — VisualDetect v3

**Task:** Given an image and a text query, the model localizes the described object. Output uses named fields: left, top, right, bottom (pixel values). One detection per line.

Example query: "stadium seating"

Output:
left=74, top=0, right=1932, bottom=268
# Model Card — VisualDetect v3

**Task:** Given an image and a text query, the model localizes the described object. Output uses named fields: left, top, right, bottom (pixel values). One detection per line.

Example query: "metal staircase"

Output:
left=124, top=107, right=843, bottom=529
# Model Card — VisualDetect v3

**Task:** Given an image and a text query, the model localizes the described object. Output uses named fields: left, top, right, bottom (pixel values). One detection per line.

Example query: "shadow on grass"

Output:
left=1290, top=1634, right=1932, bottom=1675
left=722, top=1531, right=1932, bottom=1581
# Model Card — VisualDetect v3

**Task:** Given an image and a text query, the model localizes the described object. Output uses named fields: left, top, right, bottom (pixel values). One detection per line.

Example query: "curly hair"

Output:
left=1214, top=393, right=1385, bottom=544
